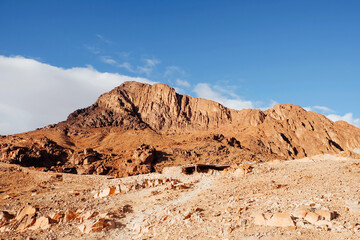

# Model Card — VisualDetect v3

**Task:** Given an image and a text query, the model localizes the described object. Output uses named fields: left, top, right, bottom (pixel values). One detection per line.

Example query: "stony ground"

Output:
left=0, top=153, right=360, bottom=240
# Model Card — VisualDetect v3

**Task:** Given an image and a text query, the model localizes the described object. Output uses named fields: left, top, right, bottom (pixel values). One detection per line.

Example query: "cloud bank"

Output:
left=1, top=55, right=359, bottom=135
left=0, top=55, right=153, bottom=135
left=327, top=113, right=360, bottom=128
left=193, top=83, right=254, bottom=110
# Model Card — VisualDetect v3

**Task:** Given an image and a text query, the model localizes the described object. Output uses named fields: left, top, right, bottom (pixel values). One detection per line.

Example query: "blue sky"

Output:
left=0, top=1, right=359, bottom=134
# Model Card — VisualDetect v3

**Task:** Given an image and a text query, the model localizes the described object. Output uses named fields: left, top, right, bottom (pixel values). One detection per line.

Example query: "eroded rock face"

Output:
left=132, top=144, right=156, bottom=165
left=0, top=137, right=69, bottom=167
left=65, top=82, right=232, bottom=131
left=62, top=82, right=360, bottom=160
left=70, top=148, right=100, bottom=166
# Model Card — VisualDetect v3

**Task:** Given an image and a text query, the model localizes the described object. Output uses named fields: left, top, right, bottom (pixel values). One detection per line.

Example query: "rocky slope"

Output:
left=62, top=81, right=360, bottom=158
left=1, top=154, right=360, bottom=239
left=64, top=81, right=232, bottom=131
left=1, top=81, right=360, bottom=177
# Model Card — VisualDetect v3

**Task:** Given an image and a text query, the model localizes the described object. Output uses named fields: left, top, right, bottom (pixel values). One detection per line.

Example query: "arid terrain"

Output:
left=1, top=153, right=360, bottom=239
left=0, top=81, right=360, bottom=239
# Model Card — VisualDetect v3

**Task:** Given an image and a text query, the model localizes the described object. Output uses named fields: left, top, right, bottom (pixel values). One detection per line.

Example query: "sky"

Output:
left=0, top=0, right=359, bottom=134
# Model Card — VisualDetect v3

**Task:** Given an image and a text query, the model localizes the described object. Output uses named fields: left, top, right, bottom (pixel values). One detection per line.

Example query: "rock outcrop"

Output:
left=1, top=81, right=360, bottom=176
left=65, top=81, right=232, bottom=131
left=0, top=137, right=69, bottom=167
left=62, top=82, right=360, bottom=159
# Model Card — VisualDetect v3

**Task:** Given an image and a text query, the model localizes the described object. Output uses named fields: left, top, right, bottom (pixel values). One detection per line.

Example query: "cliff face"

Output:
left=64, top=81, right=360, bottom=160
left=66, top=81, right=232, bottom=131
left=244, top=104, right=360, bottom=158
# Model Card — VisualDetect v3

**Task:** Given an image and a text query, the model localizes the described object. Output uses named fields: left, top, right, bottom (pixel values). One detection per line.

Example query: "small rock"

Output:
left=1, top=195, right=10, bottom=200
left=78, top=218, right=108, bottom=233
left=81, top=211, right=99, bottom=221
left=65, top=209, right=79, bottom=222
left=296, top=221, right=305, bottom=228
left=314, top=220, right=331, bottom=227
left=240, top=219, right=247, bottom=227
left=48, top=212, right=64, bottom=223
left=16, top=205, right=37, bottom=221
left=16, top=215, right=36, bottom=231
left=0, top=226, right=10, bottom=232
left=254, top=214, right=266, bottom=226
left=119, top=184, right=129, bottom=193
left=292, top=209, right=308, bottom=219
left=226, top=226, right=233, bottom=233
left=28, top=216, right=51, bottom=230
left=98, top=187, right=116, bottom=198
left=346, top=201, right=360, bottom=214
left=315, top=210, right=334, bottom=221
left=304, top=212, right=320, bottom=224
left=267, top=212, right=295, bottom=227
left=0, top=211, right=15, bottom=222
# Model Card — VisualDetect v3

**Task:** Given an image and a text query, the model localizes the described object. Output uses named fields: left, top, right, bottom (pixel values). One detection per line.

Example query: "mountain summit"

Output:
left=1, top=81, right=360, bottom=176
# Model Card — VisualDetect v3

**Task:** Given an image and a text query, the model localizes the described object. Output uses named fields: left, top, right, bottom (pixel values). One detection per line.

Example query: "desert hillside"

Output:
left=1, top=81, right=360, bottom=239
left=1, top=81, right=360, bottom=177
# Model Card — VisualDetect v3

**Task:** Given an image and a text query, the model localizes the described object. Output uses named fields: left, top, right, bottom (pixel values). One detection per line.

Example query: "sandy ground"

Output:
left=0, top=154, right=359, bottom=240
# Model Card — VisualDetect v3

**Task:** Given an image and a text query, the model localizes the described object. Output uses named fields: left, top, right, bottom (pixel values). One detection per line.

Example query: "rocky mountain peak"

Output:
left=65, top=81, right=232, bottom=131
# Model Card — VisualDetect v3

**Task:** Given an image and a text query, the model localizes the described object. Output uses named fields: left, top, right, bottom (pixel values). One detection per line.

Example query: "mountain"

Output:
left=1, top=81, right=360, bottom=177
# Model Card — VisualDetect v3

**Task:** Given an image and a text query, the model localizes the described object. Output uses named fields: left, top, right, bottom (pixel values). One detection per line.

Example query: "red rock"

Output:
left=16, top=215, right=36, bottom=231
left=2, top=81, right=360, bottom=177
left=0, top=211, right=14, bottom=222
left=16, top=205, right=36, bottom=221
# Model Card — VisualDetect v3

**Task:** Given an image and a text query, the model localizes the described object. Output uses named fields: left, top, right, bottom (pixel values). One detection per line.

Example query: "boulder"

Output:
left=132, top=144, right=156, bottom=165
left=98, top=187, right=116, bottom=198
left=48, top=212, right=64, bottom=223
left=64, top=209, right=80, bottom=222
left=267, top=212, right=295, bottom=227
left=315, top=210, right=334, bottom=221
left=304, top=212, right=320, bottom=224
left=292, top=208, right=308, bottom=219
left=346, top=200, right=360, bottom=214
left=28, top=216, right=51, bottom=230
left=78, top=218, right=114, bottom=233
left=16, top=215, right=36, bottom=231
left=16, top=205, right=37, bottom=221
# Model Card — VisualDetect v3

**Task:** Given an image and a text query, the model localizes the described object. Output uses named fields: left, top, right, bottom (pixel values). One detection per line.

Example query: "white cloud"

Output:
left=164, top=66, right=185, bottom=77
left=100, top=56, right=117, bottom=65
left=0, top=55, right=154, bottom=135
left=327, top=113, right=360, bottom=128
left=100, top=56, right=134, bottom=72
left=260, top=100, right=279, bottom=111
left=101, top=56, right=159, bottom=76
left=144, top=58, right=160, bottom=67
left=84, top=44, right=101, bottom=55
left=137, top=66, right=152, bottom=76
left=137, top=58, right=160, bottom=76
left=175, top=79, right=190, bottom=88
left=117, top=62, right=134, bottom=72
left=96, top=34, right=112, bottom=45
left=304, top=105, right=359, bottom=128
left=304, top=105, right=334, bottom=113
left=193, top=83, right=254, bottom=110
left=313, top=106, right=334, bottom=113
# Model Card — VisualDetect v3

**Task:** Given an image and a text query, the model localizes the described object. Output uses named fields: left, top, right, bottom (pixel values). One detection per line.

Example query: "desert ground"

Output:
left=1, top=152, right=359, bottom=240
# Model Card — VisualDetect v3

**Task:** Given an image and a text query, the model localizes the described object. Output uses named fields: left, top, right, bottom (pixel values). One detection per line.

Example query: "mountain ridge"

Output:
left=1, top=81, right=360, bottom=177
